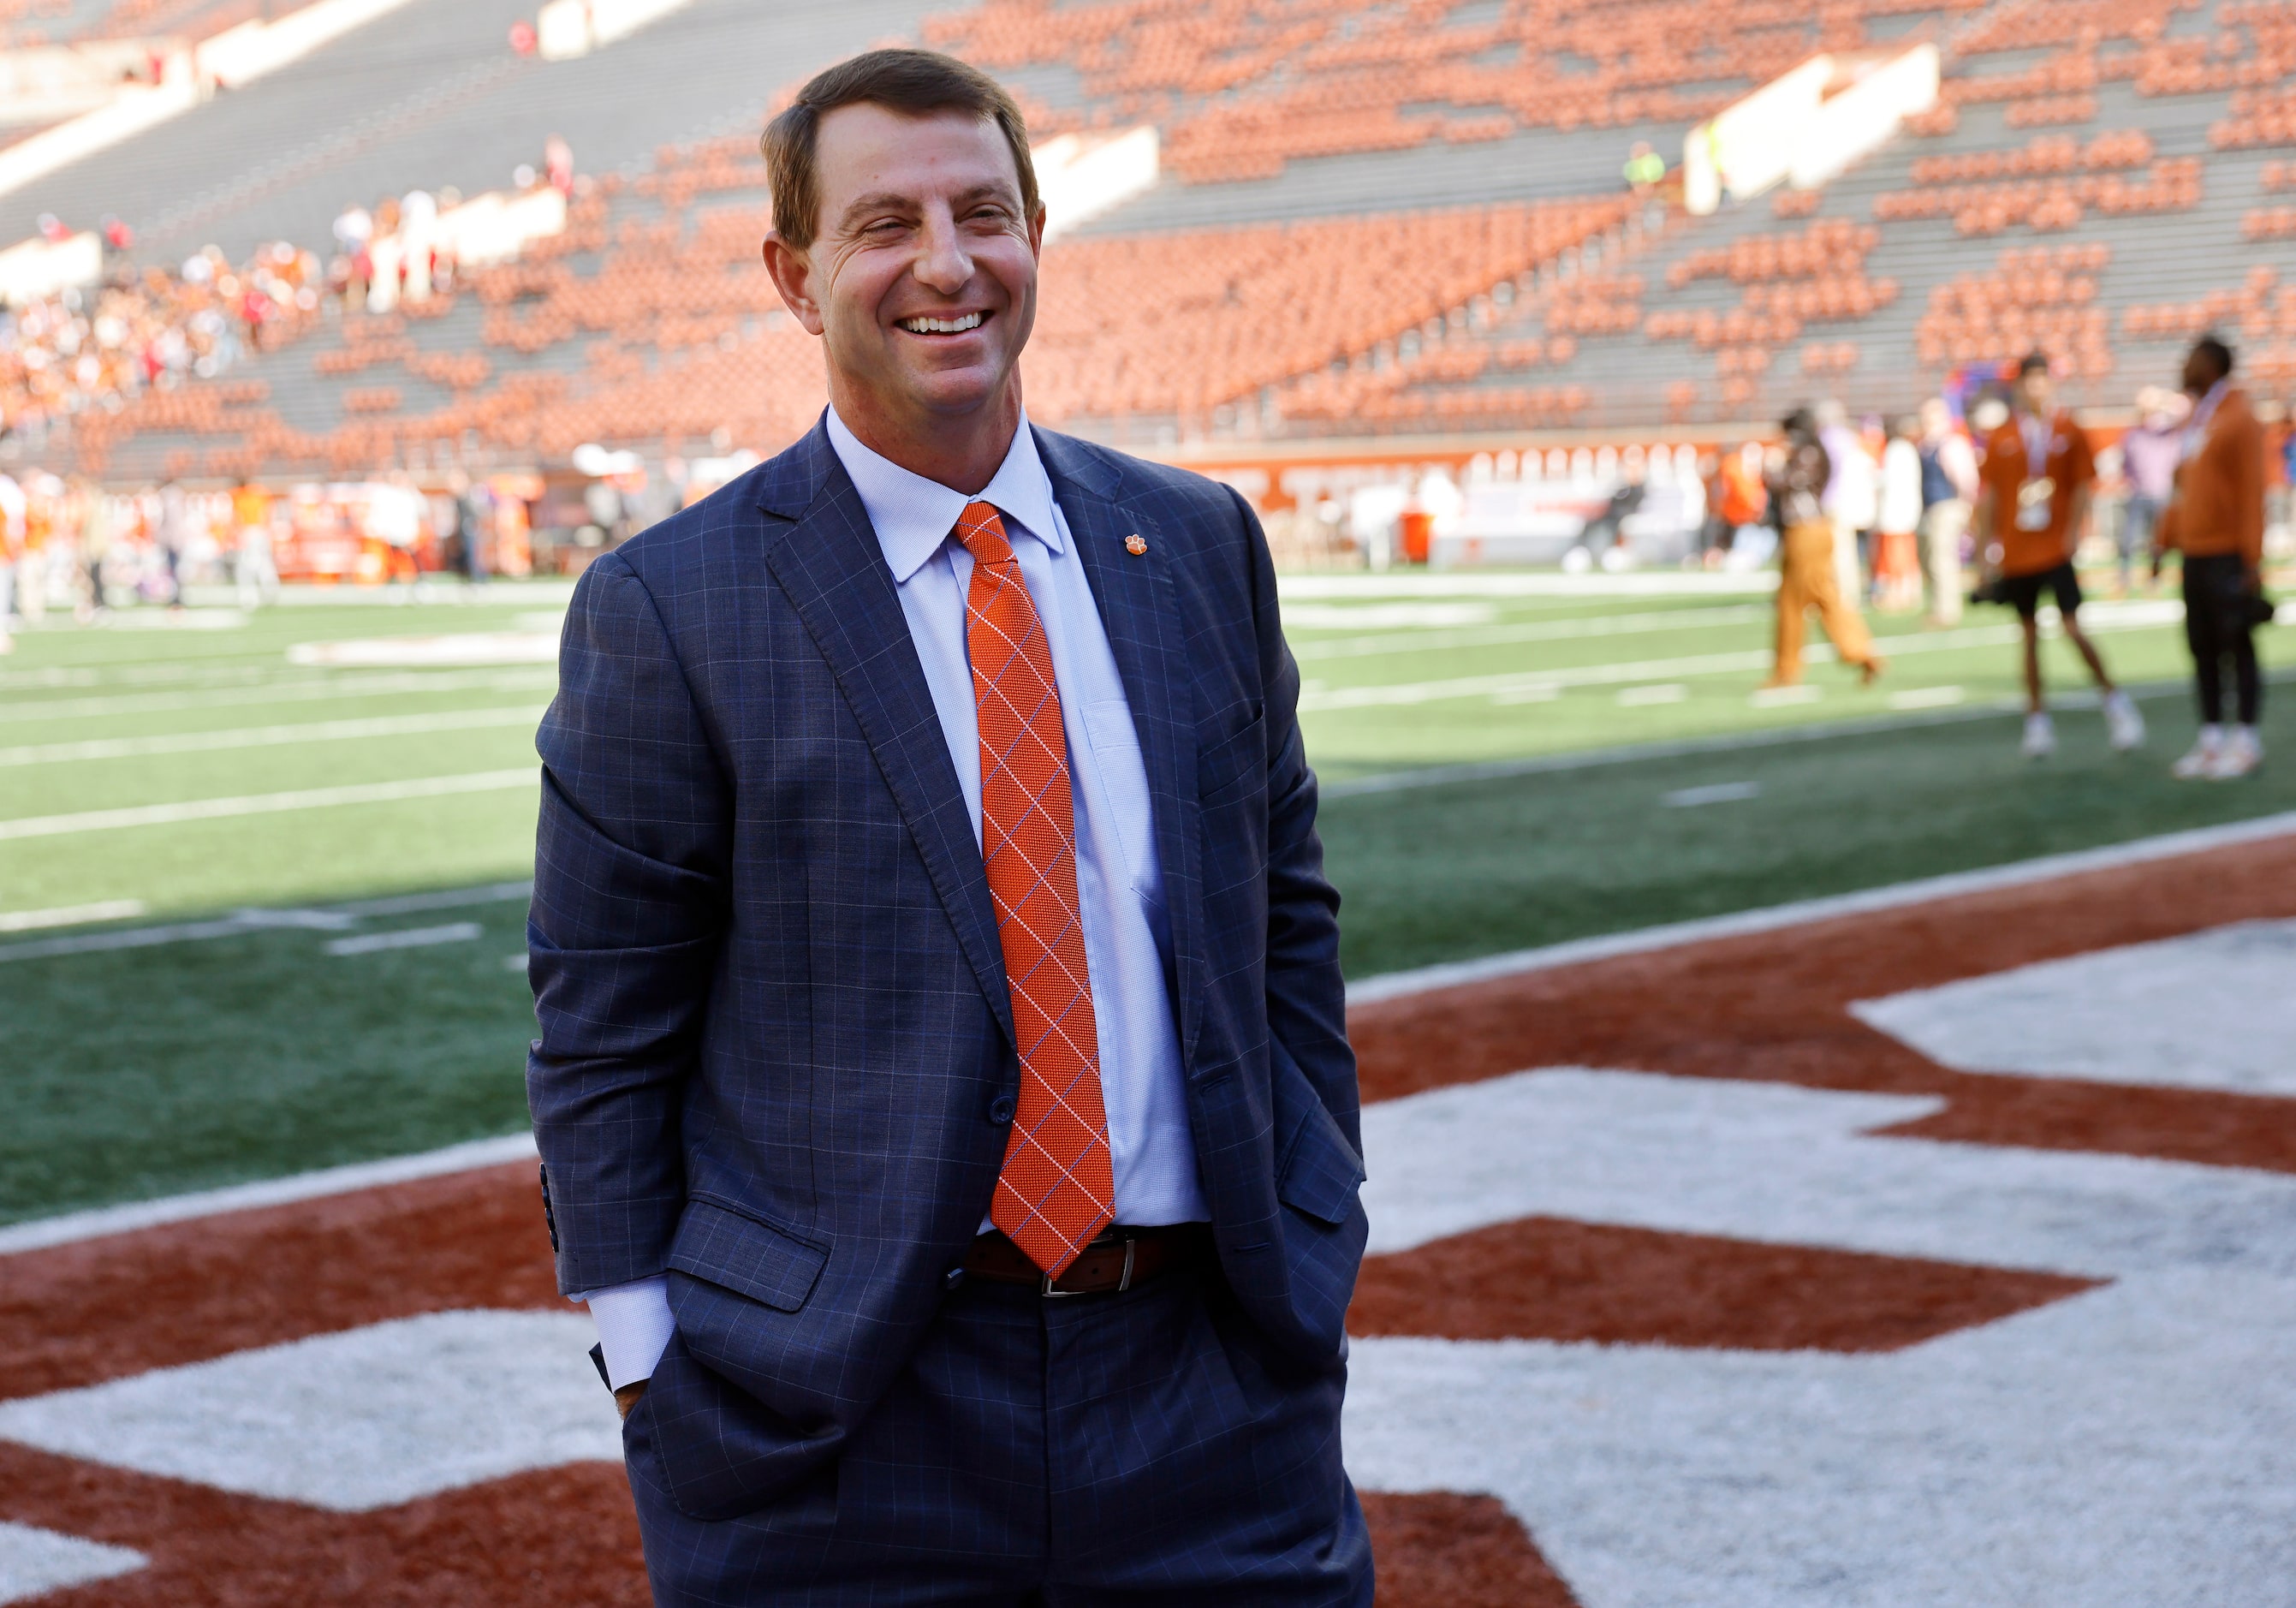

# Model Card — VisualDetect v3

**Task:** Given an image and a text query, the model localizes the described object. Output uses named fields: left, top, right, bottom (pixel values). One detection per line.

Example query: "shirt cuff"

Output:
left=578, top=1277, right=675, bottom=1390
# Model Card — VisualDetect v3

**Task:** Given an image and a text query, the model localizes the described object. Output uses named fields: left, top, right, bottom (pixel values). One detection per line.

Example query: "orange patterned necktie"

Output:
left=954, top=501, right=1115, bottom=1277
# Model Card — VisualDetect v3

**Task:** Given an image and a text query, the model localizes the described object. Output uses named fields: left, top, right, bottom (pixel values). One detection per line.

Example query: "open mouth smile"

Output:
left=896, top=312, right=988, bottom=336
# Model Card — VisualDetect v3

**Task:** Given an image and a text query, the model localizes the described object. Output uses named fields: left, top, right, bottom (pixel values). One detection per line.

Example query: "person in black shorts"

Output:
left=1975, top=354, right=2145, bottom=758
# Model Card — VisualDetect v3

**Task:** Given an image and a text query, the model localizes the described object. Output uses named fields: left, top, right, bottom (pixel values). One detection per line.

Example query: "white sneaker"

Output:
left=2205, top=725, right=2263, bottom=780
left=2103, top=689, right=2145, bottom=752
left=2172, top=724, right=2224, bottom=779
left=2021, top=712, right=2055, bottom=759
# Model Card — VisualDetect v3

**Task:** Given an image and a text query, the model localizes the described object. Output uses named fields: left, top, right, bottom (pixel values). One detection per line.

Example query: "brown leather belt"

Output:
left=963, top=1224, right=1209, bottom=1296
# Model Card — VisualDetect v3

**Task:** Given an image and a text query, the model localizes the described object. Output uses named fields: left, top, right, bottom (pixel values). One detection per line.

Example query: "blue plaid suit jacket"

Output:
left=526, top=417, right=1365, bottom=1519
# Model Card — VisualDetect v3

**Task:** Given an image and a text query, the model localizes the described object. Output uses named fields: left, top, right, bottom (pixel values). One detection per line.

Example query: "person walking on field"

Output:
left=230, top=479, right=277, bottom=609
left=1876, top=415, right=1924, bottom=612
left=0, top=470, right=23, bottom=655
left=526, top=49, right=1370, bottom=1605
left=2156, top=336, right=2269, bottom=780
left=1975, top=353, right=2145, bottom=759
left=1916, top=396, right=1977, bottom=625
left=2118, top=386, right=2183, bottom=597
left=1764, top=408, right=1883, bottom=688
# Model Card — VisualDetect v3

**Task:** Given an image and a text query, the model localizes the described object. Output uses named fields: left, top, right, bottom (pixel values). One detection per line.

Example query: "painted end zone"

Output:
left=3, top=829, right=2293, bottom=1606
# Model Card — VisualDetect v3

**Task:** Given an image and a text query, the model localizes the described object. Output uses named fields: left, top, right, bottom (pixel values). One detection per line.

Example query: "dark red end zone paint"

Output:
left=1352, top=1217, right=2101, bottom=1350
left=5, top=839, right=2291, bottom=1606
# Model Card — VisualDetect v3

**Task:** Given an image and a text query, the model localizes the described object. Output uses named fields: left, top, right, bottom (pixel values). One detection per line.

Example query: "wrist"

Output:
left=614, top=1379, right=648, bottom=1420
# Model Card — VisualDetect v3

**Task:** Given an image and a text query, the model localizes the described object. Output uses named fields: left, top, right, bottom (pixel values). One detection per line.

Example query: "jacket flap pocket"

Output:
left=1197, top=706, right=1265, bottom=800
left=1276, top=1098, right=1366, bottom=1227
left=668, top=1198, right=829, bottom=1313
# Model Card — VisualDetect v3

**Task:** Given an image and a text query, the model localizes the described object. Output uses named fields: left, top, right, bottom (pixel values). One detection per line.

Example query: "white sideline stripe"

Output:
left=0, top=1133, right=540, bottom=1257
left=1663, top=780, right=1758, bottom=807
left=1345, top=809, right=2296, bottom=1006
left=324, top=921, right=482, bottom=956
left=1300, top=615, right=2158, bottom=711
left=0, top=881, right=531, bottom=963
left=1276, top=572, right=1777, bottom=599
left=0, top=706, right=547, bottom=767
left=0, top=900, right=146, bottom=933
left=12, top=813, right=2296, bottom=1257
left=0, top=669, right=558, bottom=726
left=0, top=769, right=538, bottom=843
left=1292, top=604, right=1769, bottom=661
left=1319, top=670, right=2296, bottom=799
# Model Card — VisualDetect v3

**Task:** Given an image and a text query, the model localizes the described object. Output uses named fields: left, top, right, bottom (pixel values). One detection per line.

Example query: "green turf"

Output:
left=0, top=575, right=2286, bottom=1224
left=1320, top=684, right=2296, bottom=979
left=1, top=896, right=536, bottom=1223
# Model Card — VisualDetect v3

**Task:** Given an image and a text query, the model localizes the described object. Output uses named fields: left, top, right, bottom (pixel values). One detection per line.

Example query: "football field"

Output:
left=4, top=572, right=2296, bottom=1608
left=3, top=573, right=2291, bottom=1224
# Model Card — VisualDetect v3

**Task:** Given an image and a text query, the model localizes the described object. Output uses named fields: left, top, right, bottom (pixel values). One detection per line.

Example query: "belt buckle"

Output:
left=1042, top=1236, right=1134, bottom=1298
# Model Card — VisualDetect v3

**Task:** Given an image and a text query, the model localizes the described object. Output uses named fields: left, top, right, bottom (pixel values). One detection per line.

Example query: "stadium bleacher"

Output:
left=4, top=0, right=2295, bottom=485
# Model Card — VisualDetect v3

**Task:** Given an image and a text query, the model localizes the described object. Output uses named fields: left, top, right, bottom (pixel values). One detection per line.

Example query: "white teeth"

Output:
left=901, top=313, right=984, bottom=334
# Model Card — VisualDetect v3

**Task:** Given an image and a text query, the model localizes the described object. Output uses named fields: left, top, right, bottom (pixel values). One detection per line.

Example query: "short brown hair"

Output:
left=761, top=49, right=1038, bottom=249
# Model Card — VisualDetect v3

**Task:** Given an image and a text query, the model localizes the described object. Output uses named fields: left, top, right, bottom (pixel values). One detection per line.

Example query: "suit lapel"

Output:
left=757, top=424, right=1014, bottom=1046
left=1038, top=428, right=1210, bottom=1061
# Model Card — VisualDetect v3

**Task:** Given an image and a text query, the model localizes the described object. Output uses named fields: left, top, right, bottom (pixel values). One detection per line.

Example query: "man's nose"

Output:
left=913, top=210, right=973, bottom=295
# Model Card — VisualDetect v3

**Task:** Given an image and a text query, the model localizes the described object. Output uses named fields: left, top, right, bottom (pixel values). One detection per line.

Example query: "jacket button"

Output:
left=944, top=1266, right=967, bottom=1290
left=988, top=1092, right=1017, bottom=1124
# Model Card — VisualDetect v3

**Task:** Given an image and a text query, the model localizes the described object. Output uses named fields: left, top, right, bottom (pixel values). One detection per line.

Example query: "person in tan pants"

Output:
left=1767, top=409, right=1883, bottom=688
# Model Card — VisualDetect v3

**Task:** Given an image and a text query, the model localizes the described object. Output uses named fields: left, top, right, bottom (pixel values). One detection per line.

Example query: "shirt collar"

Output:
left=825, top=406, right=1062, bottom=585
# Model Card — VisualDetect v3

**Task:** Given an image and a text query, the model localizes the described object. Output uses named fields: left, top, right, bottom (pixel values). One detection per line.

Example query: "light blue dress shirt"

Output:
left=584, top=410, right=1205, bottom=1390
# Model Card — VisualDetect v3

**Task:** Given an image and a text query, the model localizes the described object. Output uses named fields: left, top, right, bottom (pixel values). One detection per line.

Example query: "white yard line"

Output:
left=0, top=881, right=531, bottom=963
left=1278, top=573, right=1778, bottom=599
left=1299, top=619, right=2107, bottom=710
left=1320, top=666, right=2296, bottom=799
left=0, top=706, right=547, bottom=767
left=1291, top=604, right=1769, bottom=662
left=0, top=669, right=559, bottom=725
left=324, top=922, right=483, bottom=956
left=0, top=900, right=147, bottom=933
left=11, top=813, right=2295, bottom=1255
left=0, top=770, right=538, bottom=843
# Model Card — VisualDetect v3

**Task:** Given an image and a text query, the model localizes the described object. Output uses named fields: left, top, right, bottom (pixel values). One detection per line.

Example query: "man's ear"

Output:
left=761, top=229, right=824, bottom=336
left=1027, top=203, right=1046, bottom=256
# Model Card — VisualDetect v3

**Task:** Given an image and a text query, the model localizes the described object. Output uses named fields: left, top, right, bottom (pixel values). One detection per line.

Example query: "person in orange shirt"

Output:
left=1976, top=353, right=2145, bottom=759
left=2155, top=336, right=2269, bottom=779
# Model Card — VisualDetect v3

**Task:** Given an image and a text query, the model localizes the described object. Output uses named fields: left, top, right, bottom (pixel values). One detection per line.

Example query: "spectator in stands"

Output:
left=2118, top=386, right=2184, bottom=598
left=1623, top=141, right=1665, bottom=196
left=1765, top=407, right=1883, bottom=689
left=1876, top=415, right=1924, bottom=613
left=336, top=204, right=374, bottom=307
left=1974, top=353, right=2144, bottom=759
left=2157, top=336, right=2269, bottom=781
left=1916, top=397, right=1978, bottom=626
left=545, top=134, right=575, bottom=198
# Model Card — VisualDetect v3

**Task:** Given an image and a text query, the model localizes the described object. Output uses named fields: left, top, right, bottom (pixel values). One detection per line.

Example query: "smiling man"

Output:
left=525, top=48, right=1371, bottom=1606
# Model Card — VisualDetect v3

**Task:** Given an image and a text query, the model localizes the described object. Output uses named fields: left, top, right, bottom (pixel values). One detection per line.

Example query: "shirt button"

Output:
left=988, top=1092, right=1017, bottom=1124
